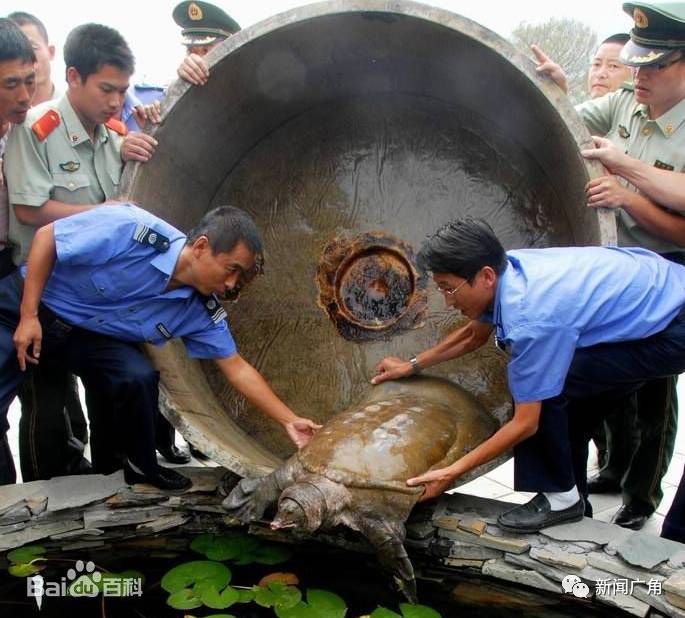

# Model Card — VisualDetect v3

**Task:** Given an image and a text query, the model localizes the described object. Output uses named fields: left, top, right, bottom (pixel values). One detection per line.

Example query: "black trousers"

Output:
left=0, top=273, right=159, bottom=484
left=513, top=306, right=685, bottom=514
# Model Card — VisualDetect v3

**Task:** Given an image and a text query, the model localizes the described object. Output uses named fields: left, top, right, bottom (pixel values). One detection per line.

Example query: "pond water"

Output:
left=0, top=531, right=630, bottom=618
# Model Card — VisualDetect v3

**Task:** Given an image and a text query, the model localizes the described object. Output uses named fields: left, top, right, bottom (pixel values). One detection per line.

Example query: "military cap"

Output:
left=620, top=1, right=685, bottom=66
left=172, top=1, right=240, bottom=47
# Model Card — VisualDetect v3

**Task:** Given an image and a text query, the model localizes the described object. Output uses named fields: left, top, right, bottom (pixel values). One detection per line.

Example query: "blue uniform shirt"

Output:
left=22, top=204, right=236, bottom=359
left=484, top=247, right=685, bottom=403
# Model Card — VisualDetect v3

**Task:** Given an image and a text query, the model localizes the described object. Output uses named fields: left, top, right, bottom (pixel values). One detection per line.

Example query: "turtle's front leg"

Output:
left=222, top=459, right=300, bottom=522
left=357, top=516, right=417, bottom=603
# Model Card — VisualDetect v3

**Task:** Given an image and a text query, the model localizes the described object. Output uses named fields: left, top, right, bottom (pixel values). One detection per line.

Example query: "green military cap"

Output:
left=620, top=2, right=685, bottom=66
left=172, top=1, right=240, bottom=47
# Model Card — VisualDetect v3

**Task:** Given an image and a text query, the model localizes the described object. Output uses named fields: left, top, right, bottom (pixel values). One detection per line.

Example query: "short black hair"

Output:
left=187, top=206, right=263, bottom=256
left=601, top=33, right=630, bottom=46
left=64, top=23, right=134, bottom=81
left=0, top=17, right=35, bottom=64
left=8, top=11, right=49, bottom=44
left=418, top=218, right=507, bottom=280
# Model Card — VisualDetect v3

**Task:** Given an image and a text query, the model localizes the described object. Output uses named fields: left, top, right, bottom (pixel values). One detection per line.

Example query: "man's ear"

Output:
left=66, top=66, right=82, bottom=88
left=481, top=266, right=498, bottom=289
left=48, top=45, right=55, bottom=62
left=191, top=235, right=210, bottom=255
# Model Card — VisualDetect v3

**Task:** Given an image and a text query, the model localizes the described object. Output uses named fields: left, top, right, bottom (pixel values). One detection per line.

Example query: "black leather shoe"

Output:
left=611, top=505, right=649, bottom=530
left=124, top=462, right=192, bottom=493
left=157, top=444, right=191, bottom=464
left=587, top=474, right=621, bottom=494
left=497, top=494, right=585, bottom=533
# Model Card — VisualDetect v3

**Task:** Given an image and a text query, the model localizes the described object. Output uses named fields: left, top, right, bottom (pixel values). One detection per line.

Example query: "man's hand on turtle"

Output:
left=121, top=132, right=158, bottom=163
left=586, top=175, right=631, bottom=209
left=178, top=53, right=210, bottom=85
left=371, top=356, right=413, bottom=385
left=13, top=316, right=42, bottom=371
left=531, top=44, right=569, bottom=94
left=285, top=417, right=323, bottom=449
left=581, top=136, right=631, bottom=174
left=133, top=100, right=162, bottom=128
left=407, top=467, right=454, bottom=502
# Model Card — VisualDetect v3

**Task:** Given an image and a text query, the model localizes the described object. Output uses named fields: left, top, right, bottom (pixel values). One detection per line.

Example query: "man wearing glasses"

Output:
left=536, top=1, right=685, bottom=531
left=371, top=218, right=685, bottom=535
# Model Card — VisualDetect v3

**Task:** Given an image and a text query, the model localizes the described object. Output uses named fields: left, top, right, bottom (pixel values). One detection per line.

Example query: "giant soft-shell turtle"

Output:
left=223, top=376, right=498, bottom=600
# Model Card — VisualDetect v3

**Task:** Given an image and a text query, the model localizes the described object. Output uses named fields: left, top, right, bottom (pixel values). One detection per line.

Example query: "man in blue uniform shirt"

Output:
left=0, top=203, right=321, bottom=489
left=372, top=218, right=685, bottom=533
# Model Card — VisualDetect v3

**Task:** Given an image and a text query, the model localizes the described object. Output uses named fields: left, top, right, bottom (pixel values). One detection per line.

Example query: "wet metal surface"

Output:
left=123, top=1, right=615, bottom=478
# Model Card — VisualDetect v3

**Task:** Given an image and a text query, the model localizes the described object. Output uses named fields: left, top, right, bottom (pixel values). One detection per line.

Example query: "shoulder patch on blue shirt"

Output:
left=201, top=294, right=228, bottom=324
left=133, top=223, right=170, bottom=252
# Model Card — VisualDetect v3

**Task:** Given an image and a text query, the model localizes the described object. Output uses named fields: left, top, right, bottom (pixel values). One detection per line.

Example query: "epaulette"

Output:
left=132, top=223, right=170, bottom=252
left=201, top=294, right=228, bottom=324
left=621, top=81, right=635, bottom=92
left=105, top=118, right=128, bottom=136
left=31, top=109, right=61, bottom=142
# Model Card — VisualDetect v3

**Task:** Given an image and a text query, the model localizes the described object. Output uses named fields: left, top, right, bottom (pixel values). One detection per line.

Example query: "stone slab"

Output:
left=447, top=541, right=502, bottom=560
left=437, top=493, right=517, bottom=525
left=0, top=480, right=48, bottom=515
left=437, top=526, right=530, bottom=554
left=670, top=552, right=685, bottom=570
left=106, top=491, right=170, bottom=509
left=0, top=520, right=82, bottom=551
left=60, top=540, right=107, bottom=552
left=633, top=585, right=685, bottom=618
left=0, top=521, right=27, bottom=535
left=595, top=591, right=650, bottom=617
left=667, top=592, right=685, bottom=611
left=137, top=514, right=191, bottom=534
left=83, top=505, right=172, bottom=529
left=530, top=546, right=587, bottom=570
left=482, top=558, right=559, bottom=593
left=131, top=466, right=225, bottom=494
left=664, top=572, right=685, bottom=596
left=588, top=551, right=665, bottom=584
left=616, top=534, right=685, bottom=570
left=44, top=471, right=126, bottom=512
left=541, top=517, right=632, bottom=546
left=505, top=551, right=608, bottom=586
left=406, top=520, right=435, bottom=540
left=443, top=557, right=485, bottom=568
left=458, top=517, right=487, bottom=536
left=49, top=528, right=105, bottom=540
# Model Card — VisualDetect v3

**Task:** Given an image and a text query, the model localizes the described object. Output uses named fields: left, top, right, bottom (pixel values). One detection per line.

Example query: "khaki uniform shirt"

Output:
left=576, top=89, right=685, bottom=256
left=4, top=94, right=124, bottom=264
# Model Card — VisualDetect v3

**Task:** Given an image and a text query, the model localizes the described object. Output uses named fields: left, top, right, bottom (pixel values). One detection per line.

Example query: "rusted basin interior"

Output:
left=123, top=1, right=613, bottom=479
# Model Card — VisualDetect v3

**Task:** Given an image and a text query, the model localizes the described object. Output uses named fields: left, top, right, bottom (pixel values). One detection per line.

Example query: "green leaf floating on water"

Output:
left=161, top=560, right=231, bottom=593
left=8, top=563, right=45, bottom=577
left=190, top=532, right=292, bottom=565
left=167, top=587, right=203, bottom=610
left=370, top=609, right=402, bottom=618
left=275, top=588, right=347, bottom=618
left=371, top=605, right=443, bottom=618
left=194, top=581, right=240, bottom=609
left=399, top=603, right=442, bottom=618
left=7, top=545, right=47, bottom=564
left=237, top=588, right=256, bottom=603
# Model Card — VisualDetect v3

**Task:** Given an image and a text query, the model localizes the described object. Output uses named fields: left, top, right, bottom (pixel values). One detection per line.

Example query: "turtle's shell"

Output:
left=298, top=376, right=498, bottom=492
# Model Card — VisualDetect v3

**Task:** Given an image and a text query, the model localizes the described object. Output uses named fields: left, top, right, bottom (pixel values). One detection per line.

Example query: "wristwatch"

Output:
left=409, top=356, right=422, bottom=375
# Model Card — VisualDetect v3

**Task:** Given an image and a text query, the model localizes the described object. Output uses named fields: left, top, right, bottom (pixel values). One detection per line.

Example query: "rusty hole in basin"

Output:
left=316, top=232, right=428, bottom=341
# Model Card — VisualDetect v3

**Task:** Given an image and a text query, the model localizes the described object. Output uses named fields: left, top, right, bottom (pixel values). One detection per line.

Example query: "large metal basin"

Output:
left=121, top=0, right=615, bottom=479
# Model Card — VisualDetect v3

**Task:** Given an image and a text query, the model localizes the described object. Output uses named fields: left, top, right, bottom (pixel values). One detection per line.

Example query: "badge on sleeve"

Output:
left=156, top=323, right=173, bottom=339
left=31, top=109, right=61, bottom=142
left=654, top=160, right=675, bottom=171
left=132, top=223, right=170, bottom=252
left=202, top=294, right=228, bottom=324
left=618, top=125, right=630, bottom=139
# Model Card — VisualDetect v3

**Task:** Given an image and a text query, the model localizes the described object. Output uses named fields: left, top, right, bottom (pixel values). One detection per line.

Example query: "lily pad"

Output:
left=399, top=603, right=442, bottom=618
left=7, top=545, right=46, bottom=564
left=8, top=563, right=45, bottom=577
left=161, top=561, right=231, bottom=593
left=252, top=543, right=292, bottom=565
left=237, top=588, right=256, bottom=603
left=276, top=588, right=347, bottom=618
left=167, top=588, right=203, bottom=610
left=259, top=572, right=300, bottom=587
left=191, top=533, right=261, bottom=562
left=195, top=581, right=240, bottom=609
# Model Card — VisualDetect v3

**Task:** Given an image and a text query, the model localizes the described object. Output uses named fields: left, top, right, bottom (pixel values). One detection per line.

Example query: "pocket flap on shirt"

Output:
left=51, top=171, right=90, bottom=192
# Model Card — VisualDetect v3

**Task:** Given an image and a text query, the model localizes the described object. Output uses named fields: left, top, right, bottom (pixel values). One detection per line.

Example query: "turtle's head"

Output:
left=272, top=482, right=326, bottom=532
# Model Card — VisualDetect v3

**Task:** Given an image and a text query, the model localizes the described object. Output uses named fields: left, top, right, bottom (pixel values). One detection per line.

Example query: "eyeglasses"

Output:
left=436, top=279, right=469, bottom=296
